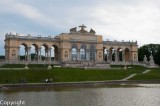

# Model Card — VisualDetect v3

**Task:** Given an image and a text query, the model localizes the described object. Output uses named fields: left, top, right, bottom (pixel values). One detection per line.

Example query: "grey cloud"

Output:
left=0, top=0, right=160, bottom=55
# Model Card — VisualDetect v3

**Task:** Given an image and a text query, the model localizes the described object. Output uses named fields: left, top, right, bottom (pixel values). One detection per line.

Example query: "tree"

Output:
left=138, top=44, right=160, bottom=65
left=154, top=47, right=160, bottom=65
left=0, top=55, right=5, bottom=60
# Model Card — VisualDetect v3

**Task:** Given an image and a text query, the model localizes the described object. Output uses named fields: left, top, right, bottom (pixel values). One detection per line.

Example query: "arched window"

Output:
left=80, top=44, right=86, bottom=60
left=90, top=45, right=95, bottom=61
left=71, top=44, right=77, bottom=60
left=20, top=43, right=28, bottom=61
left=51, top=45, right=58, bottom=61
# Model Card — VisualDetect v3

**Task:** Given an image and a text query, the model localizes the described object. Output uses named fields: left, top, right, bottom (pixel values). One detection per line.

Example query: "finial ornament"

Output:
left=79, top=24, right=87, bottom=31
left=70, top=24, right=95, bottom=34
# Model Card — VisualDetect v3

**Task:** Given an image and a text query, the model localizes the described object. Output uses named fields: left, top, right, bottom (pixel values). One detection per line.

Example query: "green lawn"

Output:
left=53, top=68, right=142, bottom=82
left=0, top=64, right=54, bottom=69
left=130, top=68, right=160, bottom=80
left=111, top=65, right=145, bottom=69
left=0, top=64, right=145, bottom=84
left=0, top=64, right=26, bottom=68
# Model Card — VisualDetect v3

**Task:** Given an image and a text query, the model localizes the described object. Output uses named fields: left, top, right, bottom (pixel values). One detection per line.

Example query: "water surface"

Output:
left=0, top=84, right=160, bottom=106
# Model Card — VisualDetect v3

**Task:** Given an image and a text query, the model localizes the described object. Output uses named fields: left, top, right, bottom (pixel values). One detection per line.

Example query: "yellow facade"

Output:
left=4, top=25, right=138, bottom=64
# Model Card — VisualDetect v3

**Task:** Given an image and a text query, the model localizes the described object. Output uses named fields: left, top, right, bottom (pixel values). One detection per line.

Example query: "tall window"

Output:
left=71, top=44, right=77, bottom=60
left=90, top=45, right=95, bottom=61
left=80, top=44, right=86, bottom=60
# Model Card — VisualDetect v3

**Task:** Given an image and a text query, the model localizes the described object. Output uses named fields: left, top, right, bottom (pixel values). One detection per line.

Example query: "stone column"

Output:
left=27, top=47, right=31, bottom=61
left=109, top=51, right=112, bottom=62
left=18, top=47, right=20, bottom=61
left=48, top=48, right=52, bottom=61
left=38, top=47, right=41, bottom=61
left=77, top=49, right=80, bottom=60
left=54, top=49, right=58, bottom=61
left=36, top=49, right=39, bottom=61
left=58, top=49, right=61, bottom=61
left=122, top=51, right=125, bottom=63
left=45, top=49, right=47, bottom=61
left=24, top=48, right=27, bottom=61
left=117, top=51, right=119, bottom=62
left=47, top=49, right=49, bottom=61
left=80, top=50, right=81, bottom=60
left=5, top=49, right=7, bottom=61
left=95, top=50, right=97, bottom=61
left=106, top=50, right=109, bottom=62
left=115, top=50, right=118, bottom=62
left=86, top=49, right=89, bottom=61
left=129, top=51, right=131, bottom=62
left=103, top=49, right=105, bottom=61
left=5, top=49, right=9, bottom=61
left=69, top=49, right=71, bottom=61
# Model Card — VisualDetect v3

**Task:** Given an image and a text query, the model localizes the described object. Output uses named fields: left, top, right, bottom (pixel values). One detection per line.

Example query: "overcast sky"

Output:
left=1, top=0, right=160, bottom=55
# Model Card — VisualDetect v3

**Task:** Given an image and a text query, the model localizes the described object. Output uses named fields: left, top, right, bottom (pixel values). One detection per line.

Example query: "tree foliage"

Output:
left=138, top=44, right=160, bottom=65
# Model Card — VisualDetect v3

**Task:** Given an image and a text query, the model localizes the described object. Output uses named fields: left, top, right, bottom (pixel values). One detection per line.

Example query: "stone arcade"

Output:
left=4, top=25, right=138, bottom=68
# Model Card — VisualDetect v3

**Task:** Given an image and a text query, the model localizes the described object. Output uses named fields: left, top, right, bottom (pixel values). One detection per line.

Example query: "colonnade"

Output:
left=18, top=46, right=58, bottom=62
left=103, top=48, right=131, bottom=62
left=69, top=49, right=96, bottom=61
left=10, top=44, right=132, bottom=63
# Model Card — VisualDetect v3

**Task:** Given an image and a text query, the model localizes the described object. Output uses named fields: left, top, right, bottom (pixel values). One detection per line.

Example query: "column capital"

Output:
left=86, top=49, right=89, bottom=51
left=48, top=48, right=52, bottom=50
left=28, top=47, right=31, bottom=50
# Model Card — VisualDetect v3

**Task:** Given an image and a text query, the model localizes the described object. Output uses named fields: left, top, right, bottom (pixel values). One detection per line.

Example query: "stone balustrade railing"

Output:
left=103, top=40, right=137, bottom=45
left=5, top=33, right=60, bottom=41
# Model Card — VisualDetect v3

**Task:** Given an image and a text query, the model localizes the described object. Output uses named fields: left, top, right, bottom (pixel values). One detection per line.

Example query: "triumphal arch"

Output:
left=4, top=25, right=138, bottom=67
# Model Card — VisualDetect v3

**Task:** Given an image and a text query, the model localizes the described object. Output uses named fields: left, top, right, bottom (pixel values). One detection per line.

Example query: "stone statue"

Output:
left=70, top=27, right=77, bottom=33
left=89, top=28, right=96, bottom=34
left=143, top=55, right=147, bottom=63
left=78, top=24, right=87, bottom=33
left=149, top=54, right=155, bottom=66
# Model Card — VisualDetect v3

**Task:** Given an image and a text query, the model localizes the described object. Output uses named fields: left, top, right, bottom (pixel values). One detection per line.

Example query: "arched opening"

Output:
left=30, top=44, right=38, bottom=61
left=125, top=48, right=130, bottom=62
left=117, top=48, right=123, bottom=62
left=103, top=47, right=108, bottom=62
left=51, top=45, right=59, bottom=61
left=41, top=44, right=48, bottom=61
left=80, top=44, right=86, bottom=60
left=71, top=44, right=78, bottom=61
left=19, top=43, right=28, bottom=61
left=90, top=45, right=95, bottom=61
left=109, top=47, right=115, bottom=62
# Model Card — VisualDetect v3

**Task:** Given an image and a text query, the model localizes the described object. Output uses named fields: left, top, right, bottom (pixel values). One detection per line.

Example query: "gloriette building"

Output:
left=4, top=25, right=138, bottom=66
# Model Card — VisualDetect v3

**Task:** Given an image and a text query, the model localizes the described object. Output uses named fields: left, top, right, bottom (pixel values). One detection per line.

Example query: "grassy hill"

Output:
left=0, top=64, right=146, bottom=84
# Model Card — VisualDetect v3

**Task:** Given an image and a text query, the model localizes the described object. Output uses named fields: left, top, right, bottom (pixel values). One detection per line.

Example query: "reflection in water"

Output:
left=0, top=84, right=160, bottom=106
